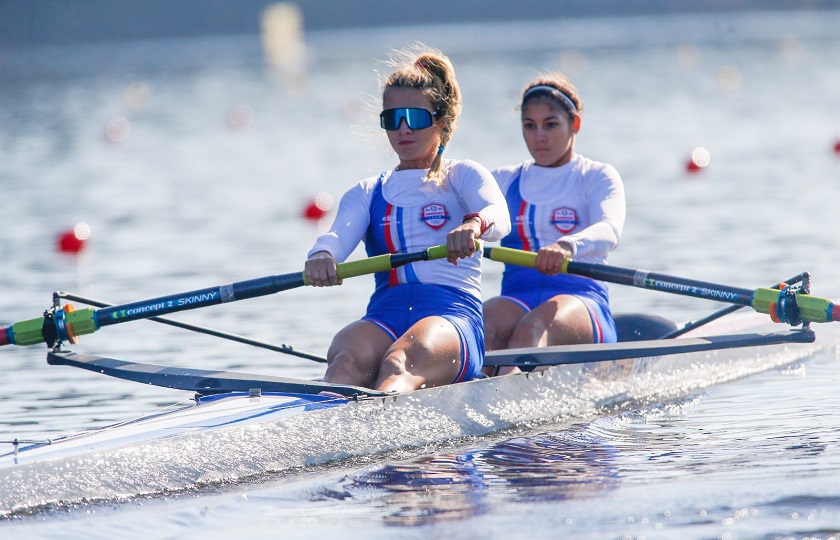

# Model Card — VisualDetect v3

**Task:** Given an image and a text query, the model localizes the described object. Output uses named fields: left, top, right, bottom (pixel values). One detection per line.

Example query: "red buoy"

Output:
left=302, top=192, right=334, bottom=221
left=685, top=147, right=711, bottom=174
left=833, top=138, right=840, bottom=155
left=685, top=160, right=702, bottom=173
left=57, top=223, right=91, bottom=254
left=58, top=231, right=84, bottom=253
left=303, top=201, right=326, bottom=220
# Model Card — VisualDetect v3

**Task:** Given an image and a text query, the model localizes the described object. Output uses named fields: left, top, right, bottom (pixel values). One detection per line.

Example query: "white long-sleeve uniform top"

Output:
left=492, top=153, right=625, bottom=263
left=309, top=159, right=511, bottom=300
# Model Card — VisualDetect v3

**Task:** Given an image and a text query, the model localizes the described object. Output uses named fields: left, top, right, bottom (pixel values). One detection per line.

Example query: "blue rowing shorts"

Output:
left=499, top=289, right=617, bottom=344
left=363, top=284, right=484, bottom=382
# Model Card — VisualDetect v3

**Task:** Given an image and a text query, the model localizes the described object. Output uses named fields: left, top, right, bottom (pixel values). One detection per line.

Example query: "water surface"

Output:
left=2, top=9, right=840, bottom=539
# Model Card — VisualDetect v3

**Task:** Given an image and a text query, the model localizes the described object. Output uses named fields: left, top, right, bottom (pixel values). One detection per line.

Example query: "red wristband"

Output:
left=462, top=213, right=491, bottom=236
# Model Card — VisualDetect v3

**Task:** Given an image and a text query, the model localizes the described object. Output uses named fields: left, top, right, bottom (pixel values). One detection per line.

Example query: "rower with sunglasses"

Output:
left=305, top=46, right=510, bottom=393
left=483, top=73, right=626, bottom=376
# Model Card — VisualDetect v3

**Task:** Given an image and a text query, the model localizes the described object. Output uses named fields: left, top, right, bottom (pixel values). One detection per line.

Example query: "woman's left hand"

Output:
left=446, top=219, right=480, bottom=264
left=535, top=241, right=573, bottom=275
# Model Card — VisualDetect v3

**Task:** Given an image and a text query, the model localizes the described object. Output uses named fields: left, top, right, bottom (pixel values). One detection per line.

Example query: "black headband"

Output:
left=522, top=85, right=577, bottom=112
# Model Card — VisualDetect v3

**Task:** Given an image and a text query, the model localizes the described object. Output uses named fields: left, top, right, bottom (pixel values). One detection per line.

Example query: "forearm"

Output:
left=560, top=221, right=621, bottom=258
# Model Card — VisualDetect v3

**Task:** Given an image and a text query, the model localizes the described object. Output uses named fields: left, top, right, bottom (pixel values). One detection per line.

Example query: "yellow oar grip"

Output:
left=336, top=253, right=397, bottom=279
left=484, top=245, right=573, bottom=273
left=307, top=243, right=474, bottom=285
left=426, top=244, right=454, bottom=261
left=485, top=246, right=537, bottom=268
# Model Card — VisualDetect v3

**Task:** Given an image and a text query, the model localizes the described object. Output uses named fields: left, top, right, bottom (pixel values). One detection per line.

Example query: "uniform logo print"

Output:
left=552, top=207, right=578, bottom=233
left=421, top=204, right=449, bottom=230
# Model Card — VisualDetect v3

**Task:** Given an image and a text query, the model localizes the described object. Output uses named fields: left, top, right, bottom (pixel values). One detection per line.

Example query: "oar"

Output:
left=661, top=272, right=809, bottom=338
left=1, top=245, right=452, bottom=348
left=483, top=246, right=840, bottom=325
left=55, top=292, right=328, bottom=363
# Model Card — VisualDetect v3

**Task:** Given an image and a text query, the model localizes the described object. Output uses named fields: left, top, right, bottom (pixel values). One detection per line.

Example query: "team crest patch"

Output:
left=421, top=204, right=449, bottom=230
left=551, top=207, right=578, bottom=233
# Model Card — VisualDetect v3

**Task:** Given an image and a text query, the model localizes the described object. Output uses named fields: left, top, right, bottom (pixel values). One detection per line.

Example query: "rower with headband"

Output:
left=483, top=72, right=626, bottom=376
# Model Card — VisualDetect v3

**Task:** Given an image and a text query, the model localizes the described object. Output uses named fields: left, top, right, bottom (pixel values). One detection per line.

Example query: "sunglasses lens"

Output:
left=380, top=108, right=435, bottom=130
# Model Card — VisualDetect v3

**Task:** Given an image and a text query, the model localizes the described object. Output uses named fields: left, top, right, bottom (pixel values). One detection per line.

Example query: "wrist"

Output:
left=556, top=239, right=575, bottom=258
left=463, top=213, right=491, bottom=236
left=309, top=250, right=333, bottom=260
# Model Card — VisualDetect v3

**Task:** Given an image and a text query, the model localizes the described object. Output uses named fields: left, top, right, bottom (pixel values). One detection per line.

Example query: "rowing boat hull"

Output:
left=0, top=313, right=834, bottom=516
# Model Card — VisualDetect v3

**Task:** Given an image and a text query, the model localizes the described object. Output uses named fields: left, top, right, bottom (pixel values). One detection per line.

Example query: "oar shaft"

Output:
left=2, top=244, right=452, bottom=347
left=96, top=248, right=454, bottom=328
left=57, top=292, right=328, bottom=362
left=484, top=246, right=840, bottom=324
left=567, top=259, right=755, bottom=306
left=664, top=273, right=809, bottom=338
left=94, top=274, right=301, bottom=328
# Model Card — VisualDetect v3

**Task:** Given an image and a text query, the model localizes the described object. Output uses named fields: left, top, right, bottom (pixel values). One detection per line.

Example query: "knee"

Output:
left=484, top=321, right=507, bottom=351
left=511, top=316, right=540, bottom=336
left=484, top=308, right=512, bottom=350
left=379, top=348, right=410, bottom=376
left=507, top=317, right=547, bottom=348
left=483, top=299, right=521, bottom=351
left=325, top=350, right=377, bottom=385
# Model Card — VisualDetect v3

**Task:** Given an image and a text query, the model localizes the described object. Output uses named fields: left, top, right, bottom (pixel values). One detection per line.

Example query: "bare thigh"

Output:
left=375, top=316, right=463, bottom=393
left=483, top=296, right=529, bottom=351
left=322, top=320, right=394, bottom=388
left=508, top=295, right=594, bottom=349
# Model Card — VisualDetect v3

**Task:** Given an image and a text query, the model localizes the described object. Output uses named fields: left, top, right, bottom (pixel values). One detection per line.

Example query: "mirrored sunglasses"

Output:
left=379, top=108, right=437, bottom=131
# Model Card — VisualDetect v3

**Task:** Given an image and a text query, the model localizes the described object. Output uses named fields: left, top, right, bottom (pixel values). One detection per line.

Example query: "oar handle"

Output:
left=484, top=246, right=840, bottom=325
left=328, top=244, right=451, bottom=282
left=484, top=246, right=539, bottom=269
left=1, top=244, right=459, bottom=348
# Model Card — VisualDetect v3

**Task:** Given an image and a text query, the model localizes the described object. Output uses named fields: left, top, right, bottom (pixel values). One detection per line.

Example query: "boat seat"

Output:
left=613, top=313, right=678, bottom=342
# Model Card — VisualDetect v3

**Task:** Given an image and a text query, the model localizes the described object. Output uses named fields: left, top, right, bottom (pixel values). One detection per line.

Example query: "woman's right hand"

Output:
left=304, top=251, right=342, bottom=287
left=534, top=241, right=573, bottom=276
